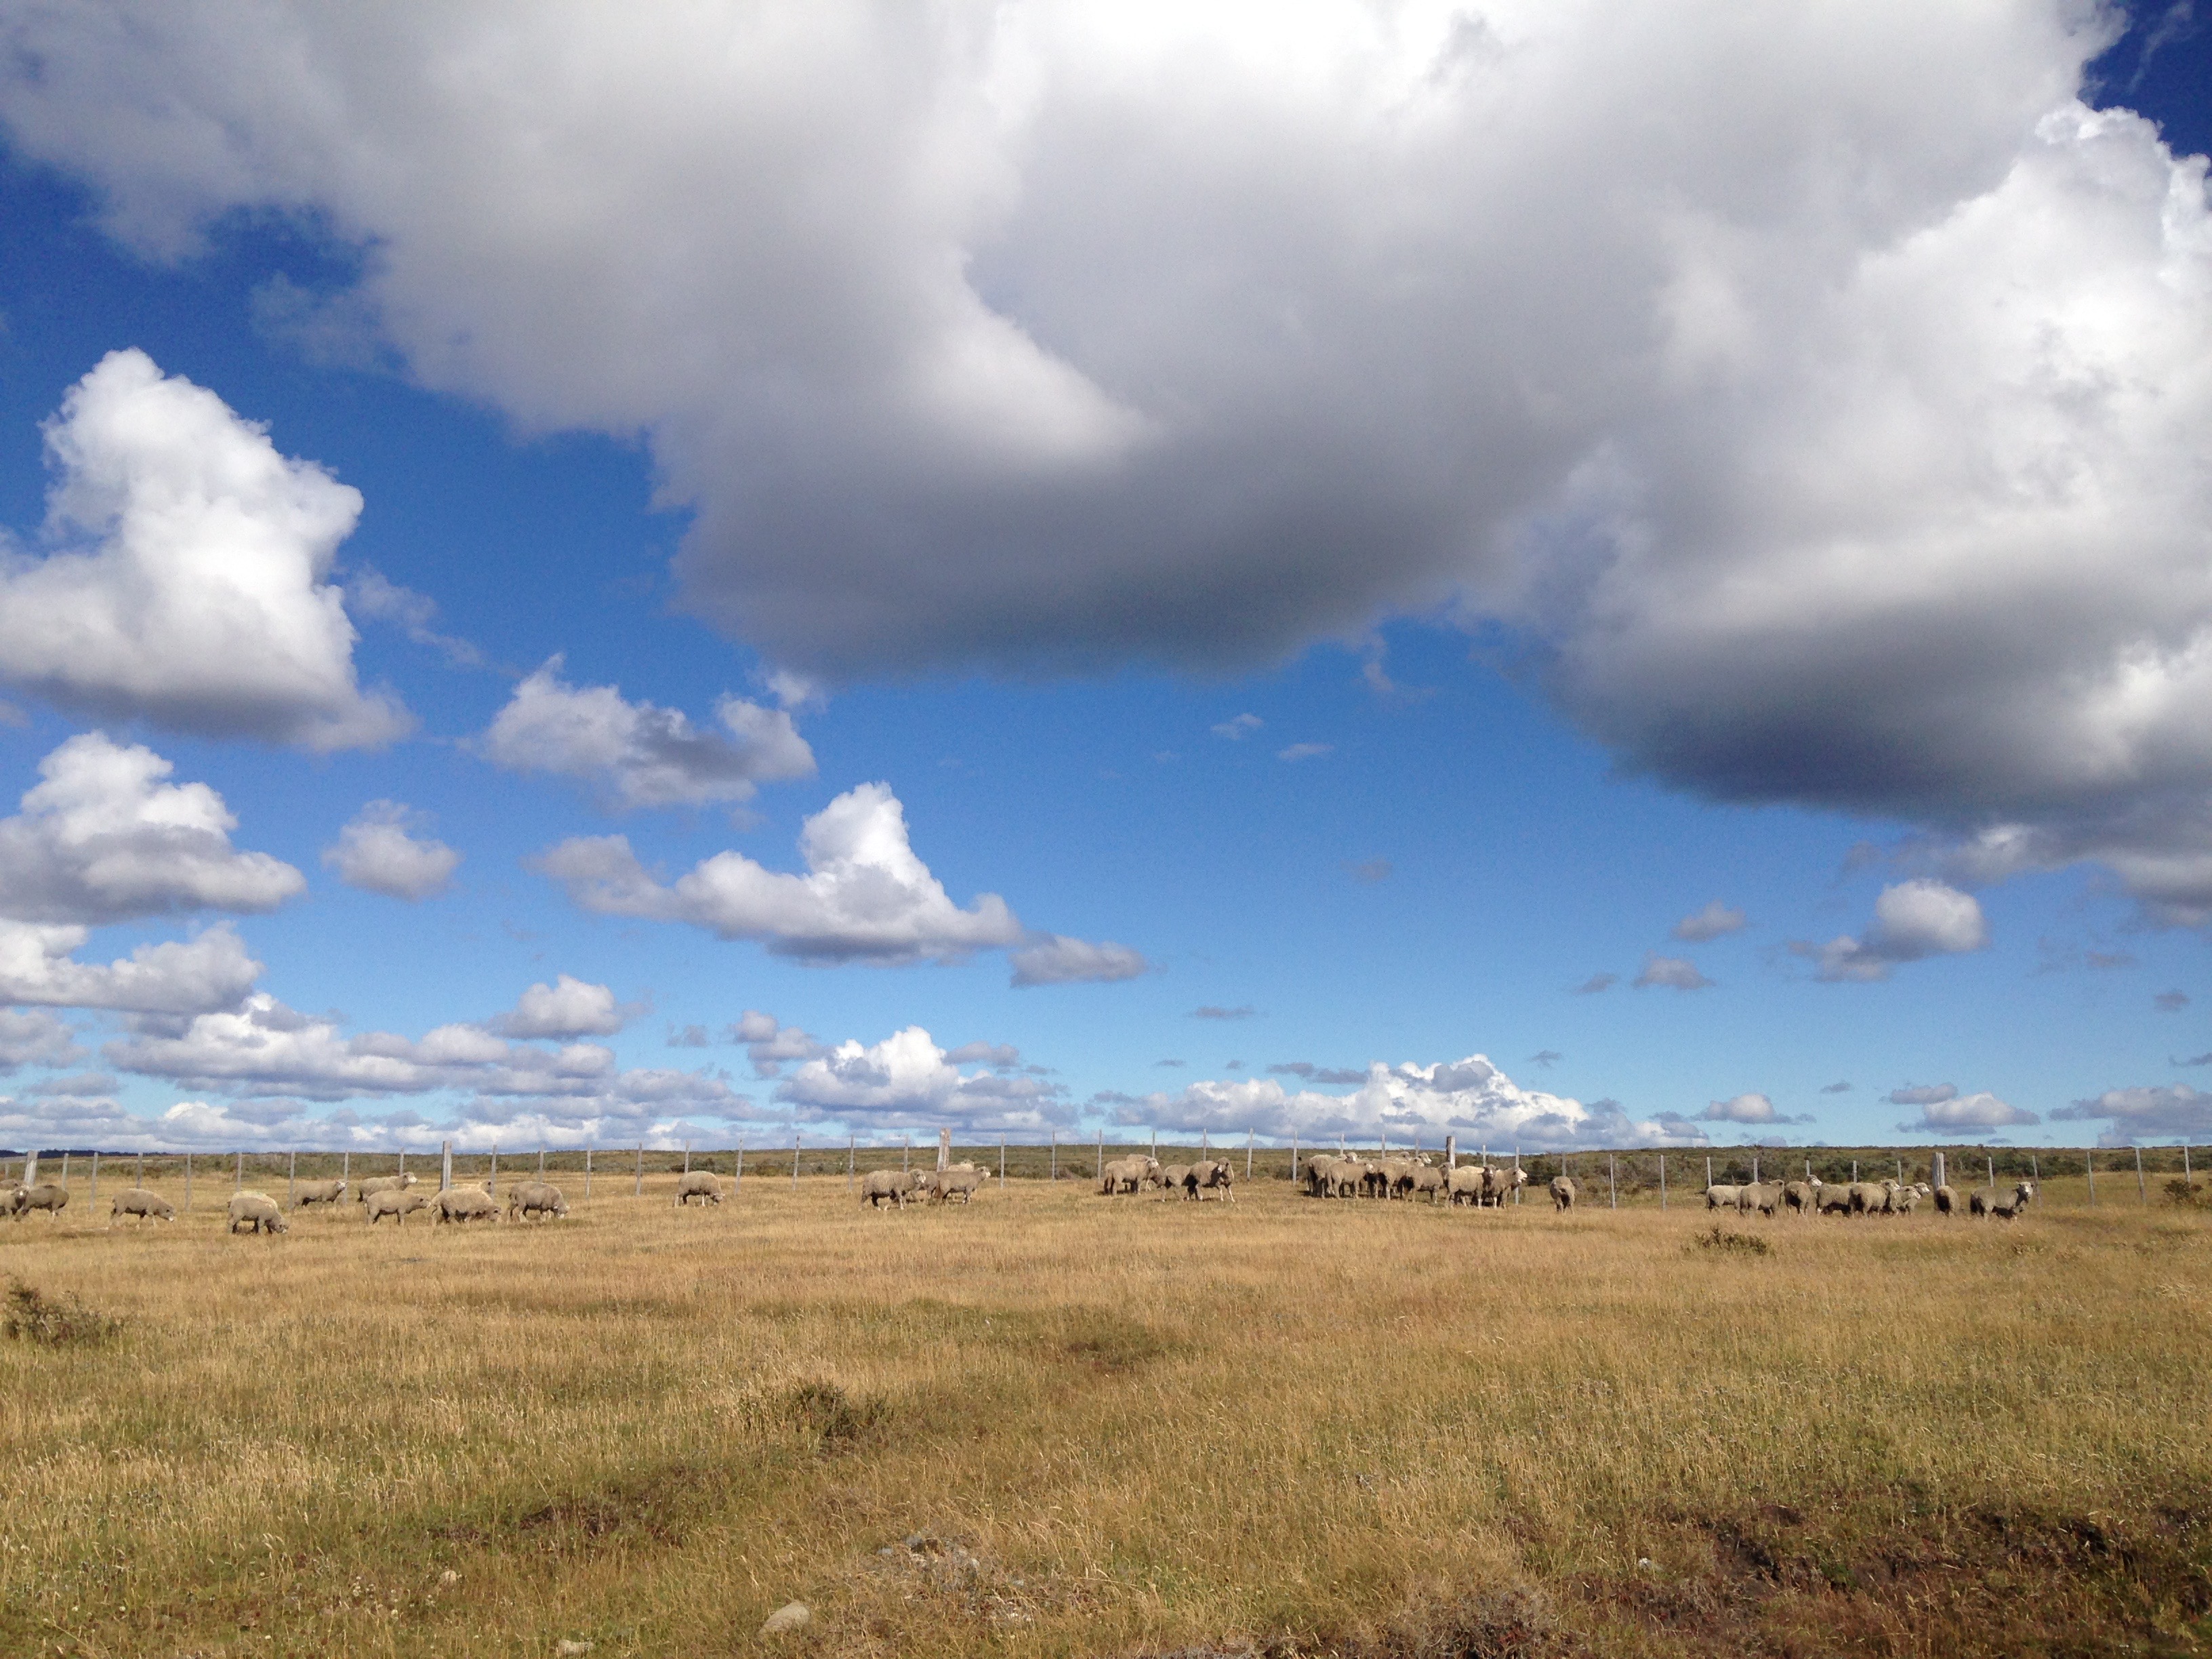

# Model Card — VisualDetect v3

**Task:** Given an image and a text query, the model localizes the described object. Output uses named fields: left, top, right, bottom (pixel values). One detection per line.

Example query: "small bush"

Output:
left=1693, top=1226, right=1770, bottom=1257
left=3, top=1279, right=123, bottom=1347
left=2164, top=1179, right=2204, bottom=1208
left=782, top=1379, right=889, bottom=1450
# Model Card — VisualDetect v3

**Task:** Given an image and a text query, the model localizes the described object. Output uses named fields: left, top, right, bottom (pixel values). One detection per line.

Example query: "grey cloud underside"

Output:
left=9, top=5, right=2212, bottom=916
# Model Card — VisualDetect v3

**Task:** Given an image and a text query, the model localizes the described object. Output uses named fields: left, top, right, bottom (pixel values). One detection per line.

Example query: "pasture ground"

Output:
left=1, top=1168, right=2207, bottom=1657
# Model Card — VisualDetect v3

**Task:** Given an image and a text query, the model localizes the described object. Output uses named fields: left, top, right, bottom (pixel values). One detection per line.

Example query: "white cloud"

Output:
left=484, top=973, right=633, bottom=1040
left=0, top=350, right=407, bottom=748
left=2055, top=1084, right=2212, bottom=1145
left=533, top=781, right=1031, bottom=964
left=1887, top=1083, right=1959, bottom=1106
left=105, top=991, right=742, bottom=1115
left=0, top=1009, right=83, bottom=1073
left=775, top=1025, right=1067, bottom=1132
left=1212, top=714, right=1263, bottom=741
left=1893, top=1090, right=2039, bottom=1134
left=1633, top=954, right=1714, bottom=991
left=1698, top=1092, right=1806, bottom=1125
left=1276, top=743, right=1332, bottom=762
left=17, top=10, right=2212, bottom=919
left=0, top=921, right=262, bottom=1015
left=1124, top=1053, right=1707, bottom=1150
left=729, top=1009, right=824, bottom=1078
left=345, top=567, right=483, bottom=668
left=480, top=657, right=815, bottom=811
left=0, top=733, right=305, bottom=925
left=1793, top=880, right=1988, bottom=982
left=322, top=800, right=460, bottom=901
left=1008, top=933, right=1149, bottom=987
left=1672, top=900, right=1746, bottom=943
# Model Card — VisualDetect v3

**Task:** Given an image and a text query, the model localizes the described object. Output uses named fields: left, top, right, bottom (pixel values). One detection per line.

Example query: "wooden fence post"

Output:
left=848, top=1136, right=855, bottom=1192
left=489, top=1143, right=497, bottom=1197
left=1705, top=1155, right=1712, bottom=1191
left=287, top=1150, right=295, bottom=1207
left=2137, top=1145, right=2148, bottom=1203
left=1096, top=1130, right=1103, bottom=1179
left=341, top=1150, right=349, bottom=1187
left=1050, top=1131, right=1057, bottom=1183
left=634, top=1143, right=642, bottom=1197
left=442, top=1141, right=453, bottom=1191
left=999, top=1138, right=1006, bottom=1191
left=734, top=1145, right=744, bottom=1191
left=234, top=1149, right=242, bottom=1191
left=2087, top=1149, right=2097, bottom=1204
left=903, top=1134, right=911, bottom=1172
left=136, top=1150, right=144, bottom=1187
left=1246, top=1128, right=1254, bottom=1181
left=584, top=1146, right=592, bottom=1198
left=1659, top=1153, right=1666, bottom=1210
left=1931, top=1151, right=1945, bottom=1191
left=538, top=1147, right=546, bottom=1176
left=1290, top=1134, right=1298, bottom=1183
left=89, top=1151, right=98, bottom=1208
left=1608, top=1153, right=1616, bottom=1210
left=184, top=1151, right=192, bottom=1211
left=683, top=1143, right=691, bottom=1175
left=1986, top=1155, right=1994, bottom=1192
left=1446, top=1134, right=1456, bottom=1170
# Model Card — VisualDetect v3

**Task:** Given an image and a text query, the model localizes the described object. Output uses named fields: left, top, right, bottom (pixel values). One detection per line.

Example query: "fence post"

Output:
left=1514, top=1146, right=1521, bottom=1203
left=848, top=1136, right=855, bottom=1192
left=794, top=1131, right=802, bottom=1186
left=1290, top=1134, right=1298, bottom=1183
left=341, top=1150, right=349, bottom=1187
left=585, top=1146, right=592, bottom=1198
left=683, top=1143, right=691, bottom=1175
left=1247, top=1128, right=1254, bottom=1181
left=538, top=1147, right=546, bottom=1177
left=184, top=1151, right=192, bottom=1211
left=1851, top=1159, right=1858, bottom=1183
left=90, top=1151, right=98, bottom=1208
left=634, top=1143, right=642, bottom=1197
left=2187, top=1146, right=2194, bottom=1186
left=903, top=1134, right=911, bottom=1172
left=1659, top=1153, right=1666, bottom=1210
left=939, top=1128, right=951, bottom=1172
left=1932, top=1151, right=1946, bottom=1191
left=2137, top=1145, right=2148, bottom=1203
left=234, top=1150, right=243, bottom=1191
left=489, top=1143, right=497, bottom=1197
left=442, top=1141, right=453, bottom=1191
left=1986, top=1155, right=1994, bottom=1192
left=287, top=1150, right=295, bottom=1207
left=1445, top=1134, right=1456, bottom=1170
left=734, top=1145, right=744, bottom=1191
left=1096, top=1130, right=1103, bottom=1180
left=1050, top=1130, right=1057, bottom=1183
left=1609, top=1153, right=1617, bottom=1210
left=999, top=1138, right=1006, bottom=1191
left=136, top=1150, right=144, bottom=1187
left=1705, top=1155, right=1712, bottom=1191
left=2087, top=1149, right=2097, bottom=1204
left=2030, top=1153, right=2039, bottom=1181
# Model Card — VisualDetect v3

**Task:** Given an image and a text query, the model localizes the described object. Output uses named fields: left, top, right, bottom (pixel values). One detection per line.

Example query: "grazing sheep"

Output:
left=366, top=1187, right=432, bottom=1225
left=1738, top=1183, right=1782, bottom=1217
left=227, top=1191, right=287, bottom=1235
left=12, top=1182, right=68, bottom=1221
left=1402, top=1164, right=1446, bottom=1204
left=1891, top=1184, right=1921, bottom=1214
left=506, top=1180, right=569, bottom=1221
left=1304, top=1155, right=1360, bottom=1199
left=1482, top=1166, right=1529, bottom=1207
left=929, top=1165, right=987, bottom=1204
left=1705, top=1184, right=1743, bottom=1212
left=1783, top=1180, right=1816, bottom=1216
left=1101, top=1156, right=1156, bottom=1195
left=1188, top=1160, right=1237, bottom=1202
left=433, top=1187, right=501, bottom=1224
left=290, top=1178, right=347, bottom=1210
left=1933, top=1184, right=1959, bottom=1215
left=355, top=1172, right=419, bottom=1204
left=1358, top=1162, right=1393, bottom=1200
left=673, top=1171, right=722, bottom=1207
left=1551, top=1175, right=1577, bottom=1210
left=108, top=1187, right=175, bottom=1225
left=1847, top=1181, right=1890, bottom=1216
left=1443, top=1166, right=1486, bottom=1206
left=1815, top=1182, right=1854, bottom=1216
left=1157, top=1164, right=1194, bottom=1200
left=861, top=1168, right=922, bottom=1208
left=1971, top=1181, right=2036, bottom=1220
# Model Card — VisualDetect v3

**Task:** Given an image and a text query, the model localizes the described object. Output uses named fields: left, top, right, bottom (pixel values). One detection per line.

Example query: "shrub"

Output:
left=1693, top=1226, right=1770, bottom=1257
left=3, top=1279, right=123, bottom=1347
left=2164, top=1178, right=2205, bottom=1208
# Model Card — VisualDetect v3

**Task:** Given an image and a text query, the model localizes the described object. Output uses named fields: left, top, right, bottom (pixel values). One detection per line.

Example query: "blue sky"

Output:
left=0, top=1, right=2209, bottom=1154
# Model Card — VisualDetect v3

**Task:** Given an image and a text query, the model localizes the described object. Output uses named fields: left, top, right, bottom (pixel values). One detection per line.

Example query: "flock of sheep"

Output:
left=3, top=1154, right=2045, bottom=1232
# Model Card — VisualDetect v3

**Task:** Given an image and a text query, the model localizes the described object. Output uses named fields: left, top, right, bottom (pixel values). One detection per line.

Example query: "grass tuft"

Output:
left=3, top=1278, right=122, bottom=1345
left=1691, top=1225, right=1770, bottom=1256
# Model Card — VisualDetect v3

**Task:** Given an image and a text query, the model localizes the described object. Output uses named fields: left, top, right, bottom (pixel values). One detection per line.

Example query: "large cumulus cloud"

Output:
left=8, top=5, right=2212, bottom=910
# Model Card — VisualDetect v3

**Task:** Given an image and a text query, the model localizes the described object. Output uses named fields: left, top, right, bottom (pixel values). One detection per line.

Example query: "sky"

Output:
left=0, top=0, right=2209, bottom=1156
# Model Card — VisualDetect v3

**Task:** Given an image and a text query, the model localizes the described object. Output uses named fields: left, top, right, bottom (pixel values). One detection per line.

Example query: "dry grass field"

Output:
left=3, top=1161, right=2209, bottom=1658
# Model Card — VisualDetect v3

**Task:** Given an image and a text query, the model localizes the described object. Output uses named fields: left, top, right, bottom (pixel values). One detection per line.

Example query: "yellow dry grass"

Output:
left=2, top=1170, right=2208, bottom=1658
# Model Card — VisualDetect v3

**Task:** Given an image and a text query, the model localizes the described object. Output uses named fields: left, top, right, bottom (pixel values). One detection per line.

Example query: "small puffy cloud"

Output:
left=1887, top=1083, right=1959, bottom=1107
left=1793, top=881, right=1988, bottom=983
left=775, top=1025, right=1068, bottom=1132
left=1572, top=972, right=1618, bottom=995
left=2154, top=989, right=2190, bottom=1012
left=667, top=1023, right=710, bottom=1048
left=943, top=1041, right=1020, bottom=1067
left=1672, top=901, right=1746, bottom=943
left=0, top=920, right=261, bottom=1014
left=485, top=973, right=633, bottom=1040
left=533, top=782, right=1025, bottom=964
left=0, top=1009, right=83, bottom=1073
left=729, top=1010, right=823, bottom=1078
left=0, top=350, right=407, bottom=748
left=1345, top=858, right=1393, bottom=884
left=1699, top=1092, right=1801, bottom=1124
left=1124, top=1052, right=1706, bottom=1150
left=1820, top=1080, right=1853, bottom=1094
left=1633, top=954, right=1713, bottom=991
left=1212, top=714, right=1262, bottom=741
left=1008, top=934, right=1148, bottom=987
left=481, top=657, right=816, bottom=811
left=2055, top=1084, right=2212, bottom=1145
left=1192, top=1004, right=1257, bottom=1021
left=0, top=733, right=304, bottom=924
left=345, top=567, right=483, bottom=668
left=1276, top=743, right=1332, bottom=762
left=322, top=800, right=459, bottom=901
left=1893, top=1090, right=2039, bottom=1134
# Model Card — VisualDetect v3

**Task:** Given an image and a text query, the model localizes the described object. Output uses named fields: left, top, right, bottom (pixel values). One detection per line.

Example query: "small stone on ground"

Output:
left=760, top=1601, right=811, bottom=1637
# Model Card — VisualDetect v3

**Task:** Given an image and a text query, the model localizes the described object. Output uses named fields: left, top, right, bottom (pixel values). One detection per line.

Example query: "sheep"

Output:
left=1891, top=1183, right=1921, bottom=1214
left=673, top=1171, right=723, bottom=1207
left=433, top=1187, right=501, bottom=1224
left=366, top=1187, right=432, bottom=1225
left=355, top=1172, right=419, bottom=1204
left=1359, top=1162, right=1393, bottom=1200
left=1738, top=1183, right=1782, bottom=1217
left=929, top=1165, right=987, bottom=1204
left=1101, top=1155, right=1159, bottom=1195
left=862, top=1168, right=922, bottom=1208
left=1551, top=1175, right=1577, bottom=1211
left=1303, top=1155, right=1358, bottom=1198
left=1783, top=1180, right=1816, bottom=1216
left=108, top=1187, right=175, bottom=1225
left=290, top=1178, right=348, bottom=1210
left=1971, top=1181, right=2036, bottom=1220
left=1402, top=1164, right=1446, bottom=1204
left=1482, top=1166, right=1528, bottom=1207
left=1933, top=1184, right=1959, bottom=1215
left=506, top=1180, right=569, bottom=1221
left=1188, top=1160, right=1237, bottom=1202
left=1705, top=1183, right=1743, bottom=1211
left=1815, top=1182, right=1854, bottom=1216
left=1157, top=1164, right=1194, bottom=1200
left=11, top=1182, right=68, bottom=1221
left=1847, top=1181, right=1890, bottom=1216
left=227, top=1191, right=287, bottom=1234
left=1443, top=1166, right=1486, bottom=1206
